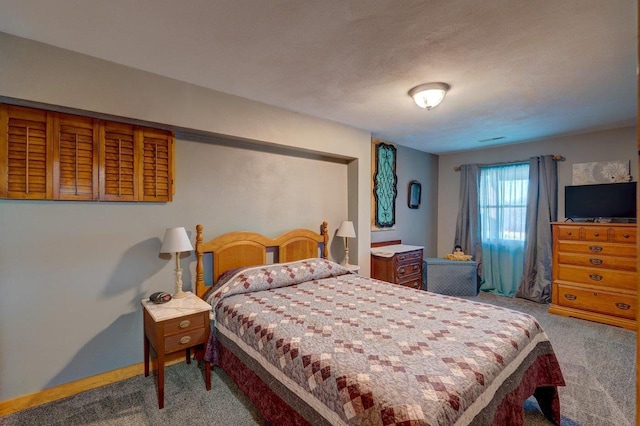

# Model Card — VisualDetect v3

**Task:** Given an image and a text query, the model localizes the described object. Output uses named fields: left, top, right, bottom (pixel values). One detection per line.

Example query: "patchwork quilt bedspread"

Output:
left=204, top=258, right=564, bottom=425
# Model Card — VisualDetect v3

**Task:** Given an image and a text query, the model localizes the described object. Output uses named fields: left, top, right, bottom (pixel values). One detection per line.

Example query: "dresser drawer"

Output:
left=556, top=284, right=636, bottom=319
left=164, top=312, right=206, bottom=335
left=610, top=227, right=637, bottom=244
left=399, top=277, right=422, bottom=290
left=396, top=261, right=421, bottom=278
left=557, top=265, right=637, bottom=291
left=164, top=327, right=207, bottom=353
left=556, top=225, right=582, bottom=240
left=558, top=253, right=637, bottom=271
left=557, top=241, right=636, bottom=257
left=583, top=226, right=609, bottom=242
left=396, top=250, right=422, bottom=265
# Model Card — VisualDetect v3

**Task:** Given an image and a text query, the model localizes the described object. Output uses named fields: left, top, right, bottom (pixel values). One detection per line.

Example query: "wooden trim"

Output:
left=371, top=240, right=402, bottom=248
left=0, top=353, right=186, bottom=417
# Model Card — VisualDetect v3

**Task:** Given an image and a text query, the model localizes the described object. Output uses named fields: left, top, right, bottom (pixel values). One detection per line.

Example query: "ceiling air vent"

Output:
left=478, top=136, right=506, bottom=143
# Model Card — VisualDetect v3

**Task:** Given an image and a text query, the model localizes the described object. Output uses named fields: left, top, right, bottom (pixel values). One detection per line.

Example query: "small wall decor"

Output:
left=372, top=141, right=397, bottom=229
left=408, top=180, right=421, bottom=209
left=572, top=160, right=631, bottom=184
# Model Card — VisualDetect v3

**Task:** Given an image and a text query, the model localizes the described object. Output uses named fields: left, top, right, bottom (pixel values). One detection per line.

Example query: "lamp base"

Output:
left=173, top=290, right=188, bottom=299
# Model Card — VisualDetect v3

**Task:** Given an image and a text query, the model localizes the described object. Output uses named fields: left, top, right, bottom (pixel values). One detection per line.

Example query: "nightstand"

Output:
left=142, top=291, right=212, bottom=408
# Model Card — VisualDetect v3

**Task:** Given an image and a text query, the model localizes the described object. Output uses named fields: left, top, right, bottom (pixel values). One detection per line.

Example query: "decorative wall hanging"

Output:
left=372, top=141, right=397, bottom=229
left=572, top=160, right=631, bottom=184
left=408, top=180, right=421, bottom=209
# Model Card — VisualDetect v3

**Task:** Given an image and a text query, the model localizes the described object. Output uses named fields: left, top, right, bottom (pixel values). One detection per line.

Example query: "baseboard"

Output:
left=0, top=353, right=185, bottom=417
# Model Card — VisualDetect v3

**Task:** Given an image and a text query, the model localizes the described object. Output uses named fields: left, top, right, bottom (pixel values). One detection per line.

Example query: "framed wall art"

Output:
left=372, top=141, right=397, bottom=229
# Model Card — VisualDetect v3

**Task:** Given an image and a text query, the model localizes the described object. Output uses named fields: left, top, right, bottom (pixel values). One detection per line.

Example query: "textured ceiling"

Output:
left=0, top=0, right=636, bottom=154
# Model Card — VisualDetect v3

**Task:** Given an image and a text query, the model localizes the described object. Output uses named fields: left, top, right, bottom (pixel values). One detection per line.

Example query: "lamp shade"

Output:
left=160, top=227, right=193, bottom=253
left=336, top=221, right=356, bottom=238
left=408, top=82, right=450, bottom=110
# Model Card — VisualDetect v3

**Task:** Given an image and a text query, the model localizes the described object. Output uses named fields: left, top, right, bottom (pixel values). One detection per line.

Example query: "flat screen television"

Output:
left=564, top=182, right=637, bottom=221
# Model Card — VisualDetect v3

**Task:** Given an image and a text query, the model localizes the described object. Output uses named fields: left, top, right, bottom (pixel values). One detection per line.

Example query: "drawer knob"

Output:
left=589, top=246, right=603, bottom=252
left=623, top=234, right=630, bottom=238
left=412, top=265, right=418, bottom=271
left=399, top=267, right=405, bottom=273
left=615, top=302, right=631, bottom=310
left=179, top=320, right=191, bottom=329
left=567, top=231, right=572, bottom=236
left=593, top=232, right=599, bottom=237
left=179, top=336, right=192, bottom=345
left=399, top=255, right=405, bottom=260
left=564, top=294, right=577, bottom=301
left=588, top=273, right=603, bottom=281
left=589, top=258, right=603, bottom=265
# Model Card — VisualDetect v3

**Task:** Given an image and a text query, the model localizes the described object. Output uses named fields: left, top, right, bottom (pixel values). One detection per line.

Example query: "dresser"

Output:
left=371, top=244, right=424, bottom=289
left=549, top=222, right=637, bottom=329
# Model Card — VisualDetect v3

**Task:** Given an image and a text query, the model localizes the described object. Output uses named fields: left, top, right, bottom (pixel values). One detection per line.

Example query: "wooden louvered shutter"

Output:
left=0, top=104, right=53, bottom=199
left=53, top=113, right=99, bottom=200
left=138, top=127, right=174, bottom=202
left=99, top=121, right=137, bottom=201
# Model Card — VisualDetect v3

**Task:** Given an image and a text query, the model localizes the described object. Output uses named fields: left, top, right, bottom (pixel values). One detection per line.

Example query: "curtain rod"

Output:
left=453, top=155, right=565, bottom=171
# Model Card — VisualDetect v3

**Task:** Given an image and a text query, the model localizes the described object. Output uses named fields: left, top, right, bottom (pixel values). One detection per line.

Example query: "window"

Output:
left=479, top=163, right=529, bottom=243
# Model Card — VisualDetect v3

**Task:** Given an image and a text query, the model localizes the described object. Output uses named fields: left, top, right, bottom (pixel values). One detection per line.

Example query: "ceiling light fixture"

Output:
left=408, top=82, right=450, bottom=110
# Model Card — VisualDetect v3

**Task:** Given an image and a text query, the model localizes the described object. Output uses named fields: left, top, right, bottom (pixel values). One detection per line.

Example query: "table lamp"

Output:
left=160, top=227, right=193, bottom=299
left=336, top=220, right=356, bottom=266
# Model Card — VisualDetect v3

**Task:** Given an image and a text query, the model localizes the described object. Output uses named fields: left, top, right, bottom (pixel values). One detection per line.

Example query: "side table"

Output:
left=142, top=291, right=212, bottom=408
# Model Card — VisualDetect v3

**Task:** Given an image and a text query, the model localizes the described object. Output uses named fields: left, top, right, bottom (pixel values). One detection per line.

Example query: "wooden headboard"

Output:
left=194, top=222, right=329, bottom=298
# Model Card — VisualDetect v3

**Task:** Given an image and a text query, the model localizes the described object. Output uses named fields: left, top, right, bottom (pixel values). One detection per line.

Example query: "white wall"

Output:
left=0, top=32, right=376, bottom=401
left=436, top=127, right=638, bottom=256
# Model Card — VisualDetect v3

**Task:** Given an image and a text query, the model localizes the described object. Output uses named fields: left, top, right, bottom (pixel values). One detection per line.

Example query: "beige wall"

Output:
left=0, top=32, right=377, bottom=401
left=436, top=127, right=638, bottom=256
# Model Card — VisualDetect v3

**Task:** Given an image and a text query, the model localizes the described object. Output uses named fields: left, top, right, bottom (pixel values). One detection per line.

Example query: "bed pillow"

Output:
left=205, top=258, right=351, bottom=308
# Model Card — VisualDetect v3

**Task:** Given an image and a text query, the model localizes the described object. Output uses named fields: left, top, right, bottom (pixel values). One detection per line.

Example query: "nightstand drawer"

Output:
left=164, top=312, right=206, bottom=335
left=556, top=284, right=636, bottom=319
left=164, top=328, right=207, bottom=353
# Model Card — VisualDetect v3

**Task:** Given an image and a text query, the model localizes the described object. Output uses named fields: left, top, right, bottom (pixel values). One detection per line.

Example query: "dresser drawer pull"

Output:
left=615, top=302, right=631, bottom=310
left=412, top=265, right=419, bottom=271
left=589, top=246, right=603, bottom=252
left=564, top=294, right=577, bottom=301
left=589, top=258, right=603, bottom=265
left=179, top=320, right=191, bottom=329
left=588, top=273, right=603, bottom=281
left=622, top=234, right=630, bottom=239
left=593, top=232, right=599, bottom=237
left=399, top=267, right=405, bottom=274
left=179, top=336, right=192, bottom=345
left=566, top=231, right=573, bottom=236
left=398, top=255, right=406, bottom=260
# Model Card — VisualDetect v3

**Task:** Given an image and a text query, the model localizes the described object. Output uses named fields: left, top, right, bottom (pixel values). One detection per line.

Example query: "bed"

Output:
left=195, top=222, right=565, bottom=425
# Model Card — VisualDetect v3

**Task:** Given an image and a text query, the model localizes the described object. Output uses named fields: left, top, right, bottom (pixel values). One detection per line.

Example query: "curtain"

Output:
left=454, top=164, right=482, bottom=282
left=478, top=163, right=529, bottom=297
left=515, top=155, right=558, bottom=302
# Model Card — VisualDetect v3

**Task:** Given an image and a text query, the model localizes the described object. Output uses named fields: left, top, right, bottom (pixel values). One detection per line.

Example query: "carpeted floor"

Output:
left=1, top=292, right=635, bottom=426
